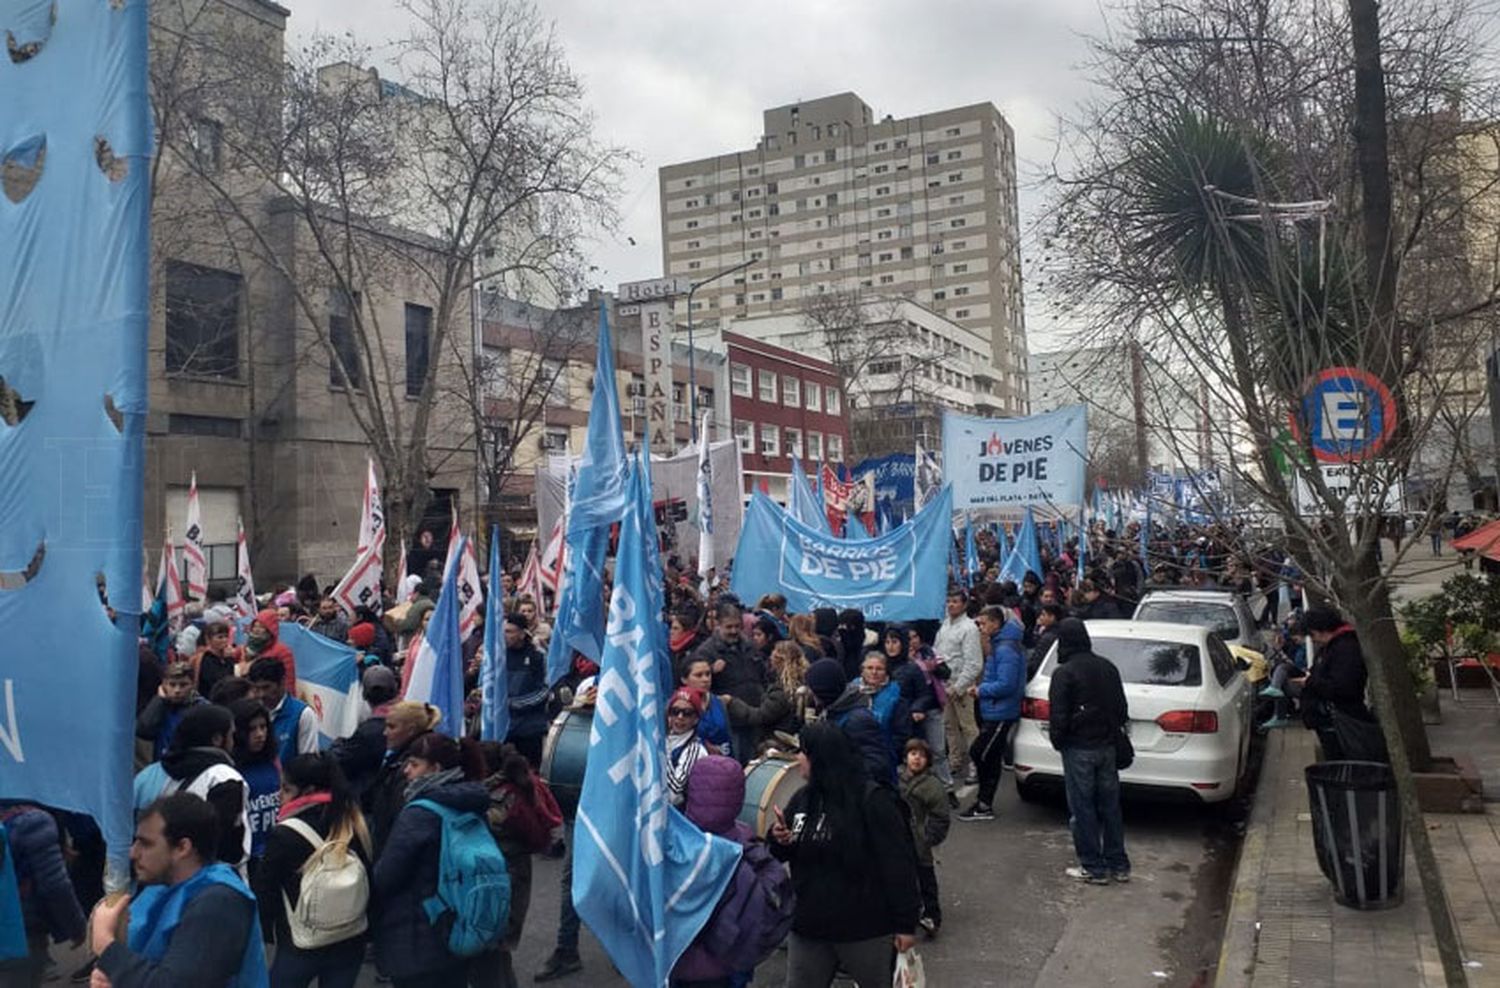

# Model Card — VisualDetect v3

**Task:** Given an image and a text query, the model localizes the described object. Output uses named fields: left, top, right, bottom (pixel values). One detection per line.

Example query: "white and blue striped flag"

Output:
left=404, top=534, right=467, bottom=737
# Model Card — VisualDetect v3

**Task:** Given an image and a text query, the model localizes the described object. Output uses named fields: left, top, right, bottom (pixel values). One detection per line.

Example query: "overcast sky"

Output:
left=287, top=0, right=1116, bottom=347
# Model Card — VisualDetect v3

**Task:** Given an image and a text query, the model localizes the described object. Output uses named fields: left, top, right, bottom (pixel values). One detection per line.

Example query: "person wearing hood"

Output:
left=1047, top=618, right=1130, bottom=885
left=672, top=755, right=793, bottom=987
left=834, top=609, right=872, bottom=681
left=957, top=606, right=1026, bottom=822
left=811, top=608, right=843, bottom=666
left=240, top=609, right=298, bottom=691
left=134, top=704, right=251, bottom=872
left=371, top=733, right=492, bottom=985
left=805, top=658, right=893, bottom=785
left=366, top=701, right=442, bottom=856
left=881, top=625, right=937, bottom=760
left=227, top=697, right=281, bottom=872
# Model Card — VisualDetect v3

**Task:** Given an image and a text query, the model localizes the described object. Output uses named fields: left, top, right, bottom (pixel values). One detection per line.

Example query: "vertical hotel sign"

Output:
left=620, top=278, right=688, bottom=455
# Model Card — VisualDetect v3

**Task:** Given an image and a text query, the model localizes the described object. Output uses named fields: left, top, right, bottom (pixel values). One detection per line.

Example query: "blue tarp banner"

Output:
left=941, top=406, right=1088, bottom=509
left=0, top=0, right=152, bottom=877
left=731, top=486, right=953, bottom=621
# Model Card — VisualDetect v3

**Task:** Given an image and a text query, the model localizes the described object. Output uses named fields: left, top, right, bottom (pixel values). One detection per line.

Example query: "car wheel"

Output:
left=1015, top=777, right=1047, bottom=804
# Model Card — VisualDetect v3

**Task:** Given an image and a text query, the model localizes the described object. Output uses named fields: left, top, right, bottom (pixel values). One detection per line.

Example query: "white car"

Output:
left=1132, top=589, right=1265, bottom=654
left=1012, top=620, right=1254, bottom=804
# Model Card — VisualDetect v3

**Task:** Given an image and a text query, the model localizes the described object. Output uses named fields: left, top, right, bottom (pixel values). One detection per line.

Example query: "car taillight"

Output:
left=1156, top=710, right=1218, bottom=733
left=1022, top=697, right=1050, bottom=720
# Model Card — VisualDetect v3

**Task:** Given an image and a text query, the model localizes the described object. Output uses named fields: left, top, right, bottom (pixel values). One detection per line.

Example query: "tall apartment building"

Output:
left=658, top=92, right=1029, bottom=415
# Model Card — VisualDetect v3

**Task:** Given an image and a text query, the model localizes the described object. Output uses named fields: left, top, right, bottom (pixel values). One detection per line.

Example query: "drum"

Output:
left=740, top=755, right=805, bottom=838
left=540, top=707, right=592, bottom=818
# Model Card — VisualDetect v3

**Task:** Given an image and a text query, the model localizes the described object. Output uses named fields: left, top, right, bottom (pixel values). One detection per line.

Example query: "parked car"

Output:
left=1133, top=589, right=1265, bottom=654
left=1012, top=620, right=1254, bottom=804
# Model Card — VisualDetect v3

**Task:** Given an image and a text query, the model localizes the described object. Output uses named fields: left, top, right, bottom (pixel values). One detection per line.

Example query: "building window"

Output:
left=948, top=195, right=964, bottom=206
left=541, top=358, right=566, bottom=404
left=807, top=431, right=823, bottom=460
left=870, top=358, right=901, bottom=375
left=954, top=286, right=971, bottom=296
left=686, top=220, right=699, bottom=229
left=876, top=185, right=891, bottom=195
left=926, top=152, right=940, bottom=165
left=165, top=261, right=241, bottom=378
left=782, top=376, right=800, bottom=407
left=328, top=288, right=363, bottom=389
left=167, top=413, right=242, bottom=438
left=785, top=427, right=803, bottom=458
left=404, top=303, right=431, bottom=398
left=878, top=274, right=894, bottom=285
left=873, top=141, right=888, bottom=151
left=900, top=246, right=913, bottom=259
left=730, top=362, right=751, bottom=397
left=955, top=308, right=971, bottom=318
left=541, top=427, right=569, bottom=451
left=187, top=117, right=223, bottom=172
left=758, top=369, right=777, bottom=403
left=873, top=164, right=889, bottom=174
left=771, top=287, right=783, bottom=300
left=685, top=198, right=699, bottom=208
left=952, top=263, right=969, bottom=274
left=934, top=290, right=947, bottom=300
left=945, top=126, right=961, bottom=137
left=734, top=419, right=753, bottom=453
left=759, top=423, right=779, bottom=456
left=878, top=251, right=893, bottom=262
left=825, top=386, right=841, bottom=414
left=948, top=172, right=963, bottom=183
left=824, top=149, right=836, bottom=163
left=947, top=149, right=962, bottom=160
left=805, top=382, right=821, bottom=411
left=827, top=434, right=844, bottom=462
left=482, top=345, right=508, bottom=398
left=950, top=218, right=967, bottom=229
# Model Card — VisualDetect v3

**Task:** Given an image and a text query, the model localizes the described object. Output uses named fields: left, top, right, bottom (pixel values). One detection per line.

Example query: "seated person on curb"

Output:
left=88, top=792, right=267, bottom=988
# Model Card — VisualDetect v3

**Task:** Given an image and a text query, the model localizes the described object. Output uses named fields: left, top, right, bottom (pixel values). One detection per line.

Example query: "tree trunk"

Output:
left=1341, top=574, right=1467, bottom=988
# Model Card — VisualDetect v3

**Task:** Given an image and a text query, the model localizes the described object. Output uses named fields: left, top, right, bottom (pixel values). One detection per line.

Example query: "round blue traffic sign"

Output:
left=1289, top=368, right=1397, bottom=463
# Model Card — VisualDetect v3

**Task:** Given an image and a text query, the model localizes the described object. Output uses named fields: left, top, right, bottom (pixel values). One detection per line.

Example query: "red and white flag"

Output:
left=443, top=504, right=483, bottom=637
left=517, top=542, right=545, bottom=610
left=396, top=542, right=415, bottom=602
left=357, top=458, right=386, bottom=557
left=182, top=472, right=207, bottom=601
left=332, top=544, right=384, bottom=617
left=538, top=516, right=566, bottom=599
left=233, top=517, right=256, bottom=618
left=158, top=537, right=185, bottom=632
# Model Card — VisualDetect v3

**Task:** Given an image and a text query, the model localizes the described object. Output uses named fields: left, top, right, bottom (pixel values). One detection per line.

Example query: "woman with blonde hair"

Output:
left=720, top=639, right=814, bottom=747
left=254, top=752, right=373, bottom=987
left=787, top=613, right=825, bottom=663
left=367, top=701, right=441, bottom=854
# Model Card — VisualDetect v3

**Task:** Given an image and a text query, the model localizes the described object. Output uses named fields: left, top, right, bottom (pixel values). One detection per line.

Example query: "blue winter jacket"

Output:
left=0, top=805, right=85, bottom=944
left=977, top=619, right=1026, bottom=722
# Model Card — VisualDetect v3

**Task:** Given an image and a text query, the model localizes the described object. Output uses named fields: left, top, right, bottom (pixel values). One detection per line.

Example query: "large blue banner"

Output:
left=731, top=486, right=953, bottom=620
left=941, top=406, right=1088, bottom=509
left=0, top=0, right=151, bottom=876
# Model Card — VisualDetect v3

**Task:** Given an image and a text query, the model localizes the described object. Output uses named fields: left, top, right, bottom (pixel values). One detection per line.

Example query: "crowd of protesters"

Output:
left=0, top=513, right=1382, bottom=988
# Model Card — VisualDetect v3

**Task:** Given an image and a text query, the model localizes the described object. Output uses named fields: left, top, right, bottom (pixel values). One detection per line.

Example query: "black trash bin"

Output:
left=1304, top=760, right=1404, bottom=910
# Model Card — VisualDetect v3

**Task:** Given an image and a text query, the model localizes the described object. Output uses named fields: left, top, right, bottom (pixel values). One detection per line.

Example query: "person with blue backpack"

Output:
left=371, top=732, right=510, bottom=988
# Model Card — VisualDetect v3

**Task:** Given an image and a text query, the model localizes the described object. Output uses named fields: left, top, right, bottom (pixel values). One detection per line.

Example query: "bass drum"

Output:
left=540, top=707, right=592, bottom=818
left=740, top=755, right=805, bottom=839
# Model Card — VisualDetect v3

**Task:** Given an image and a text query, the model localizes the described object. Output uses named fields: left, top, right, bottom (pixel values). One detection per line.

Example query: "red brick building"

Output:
left=724, top=332, right=851, bottom=500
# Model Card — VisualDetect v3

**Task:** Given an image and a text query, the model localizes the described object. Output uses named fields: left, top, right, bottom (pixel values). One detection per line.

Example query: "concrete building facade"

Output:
left=658, top=92, right=1029, bottom=415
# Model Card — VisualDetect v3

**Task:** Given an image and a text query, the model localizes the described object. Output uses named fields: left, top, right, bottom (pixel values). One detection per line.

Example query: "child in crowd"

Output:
left=899, top=738, right=950, bottom=937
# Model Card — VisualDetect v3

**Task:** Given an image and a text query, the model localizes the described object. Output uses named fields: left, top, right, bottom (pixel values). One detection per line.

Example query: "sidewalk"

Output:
left=1215, top=727, right=1500, bottom=987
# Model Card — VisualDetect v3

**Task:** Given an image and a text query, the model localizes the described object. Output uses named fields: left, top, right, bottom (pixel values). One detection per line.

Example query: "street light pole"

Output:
left=686, top=257, right=756, bottom=443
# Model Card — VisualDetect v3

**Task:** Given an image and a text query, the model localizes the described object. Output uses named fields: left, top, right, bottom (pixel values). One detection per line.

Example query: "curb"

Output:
left=1213, top=730, right=1293, bottom=987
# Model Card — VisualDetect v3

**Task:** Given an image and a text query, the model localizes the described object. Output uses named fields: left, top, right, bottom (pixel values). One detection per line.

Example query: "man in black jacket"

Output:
left=694, top=600, right=766, bottom=763
left=1048, top=619, right=1131, bottom=885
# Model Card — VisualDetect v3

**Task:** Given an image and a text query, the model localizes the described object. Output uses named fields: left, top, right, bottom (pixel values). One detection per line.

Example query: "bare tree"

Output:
left=153, top=0, right=625, bottom=562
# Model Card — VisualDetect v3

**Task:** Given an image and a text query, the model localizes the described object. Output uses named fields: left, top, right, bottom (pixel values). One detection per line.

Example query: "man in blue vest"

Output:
left=89, top=792, right=267, bottom=987
left=246, top=657, right=317, bottom=766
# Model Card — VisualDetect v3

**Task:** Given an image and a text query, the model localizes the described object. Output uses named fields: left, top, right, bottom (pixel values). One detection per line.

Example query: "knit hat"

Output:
left=349, top=622, right=377, bottom=649
left=806, top=658, right=848, bottom=708
left=669, top=686, right=706, bottom=714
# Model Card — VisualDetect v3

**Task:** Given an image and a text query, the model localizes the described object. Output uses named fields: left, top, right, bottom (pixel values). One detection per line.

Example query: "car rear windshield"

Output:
left=1134, top=601, right=1240, bottom=642
left=1091, top=637, right=1203, bottom=687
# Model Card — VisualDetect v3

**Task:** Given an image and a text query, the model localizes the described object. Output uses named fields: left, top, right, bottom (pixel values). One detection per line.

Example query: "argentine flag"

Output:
left=404, top=534, right=467, bottom=738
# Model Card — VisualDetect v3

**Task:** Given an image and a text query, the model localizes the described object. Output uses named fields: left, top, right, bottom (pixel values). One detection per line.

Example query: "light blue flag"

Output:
left=480, top=526, right=509, bottom=743
left=573, top=461, right=742, bottom=987
left=964, top=513, right=980, bottom=576
left=405, top=538, right=467, bottom=738
left=636, top=440, right=676, bottom=704
left=995, top=521, right=1009, bottom=568
left=546, top=304, right=629, bottom=684
left=847, top=512, right=875, bottom=541
left=788, top=459, right=830, bottom=533
left=279, top=624, right=363, bottom=745
left=999, top=507, right=1043, bottom=585
left=0, top=0, right=152, bottom=879
left=1077, top=509, right=1089, bottom=584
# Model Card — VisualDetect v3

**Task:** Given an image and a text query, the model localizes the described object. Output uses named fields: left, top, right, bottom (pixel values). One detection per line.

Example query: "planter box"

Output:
left=1414, top=754, right=1485, bottom=813
left=1431, top=654, right=1500, bottom=690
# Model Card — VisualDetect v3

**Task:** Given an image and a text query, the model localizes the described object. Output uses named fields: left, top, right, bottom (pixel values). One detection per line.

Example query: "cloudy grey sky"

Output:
left=288, top=0, right=1116, bottom=344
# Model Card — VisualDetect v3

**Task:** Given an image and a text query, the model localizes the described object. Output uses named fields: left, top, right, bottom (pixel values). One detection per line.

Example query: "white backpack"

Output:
left=279, top=818, right=370, bottom=949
